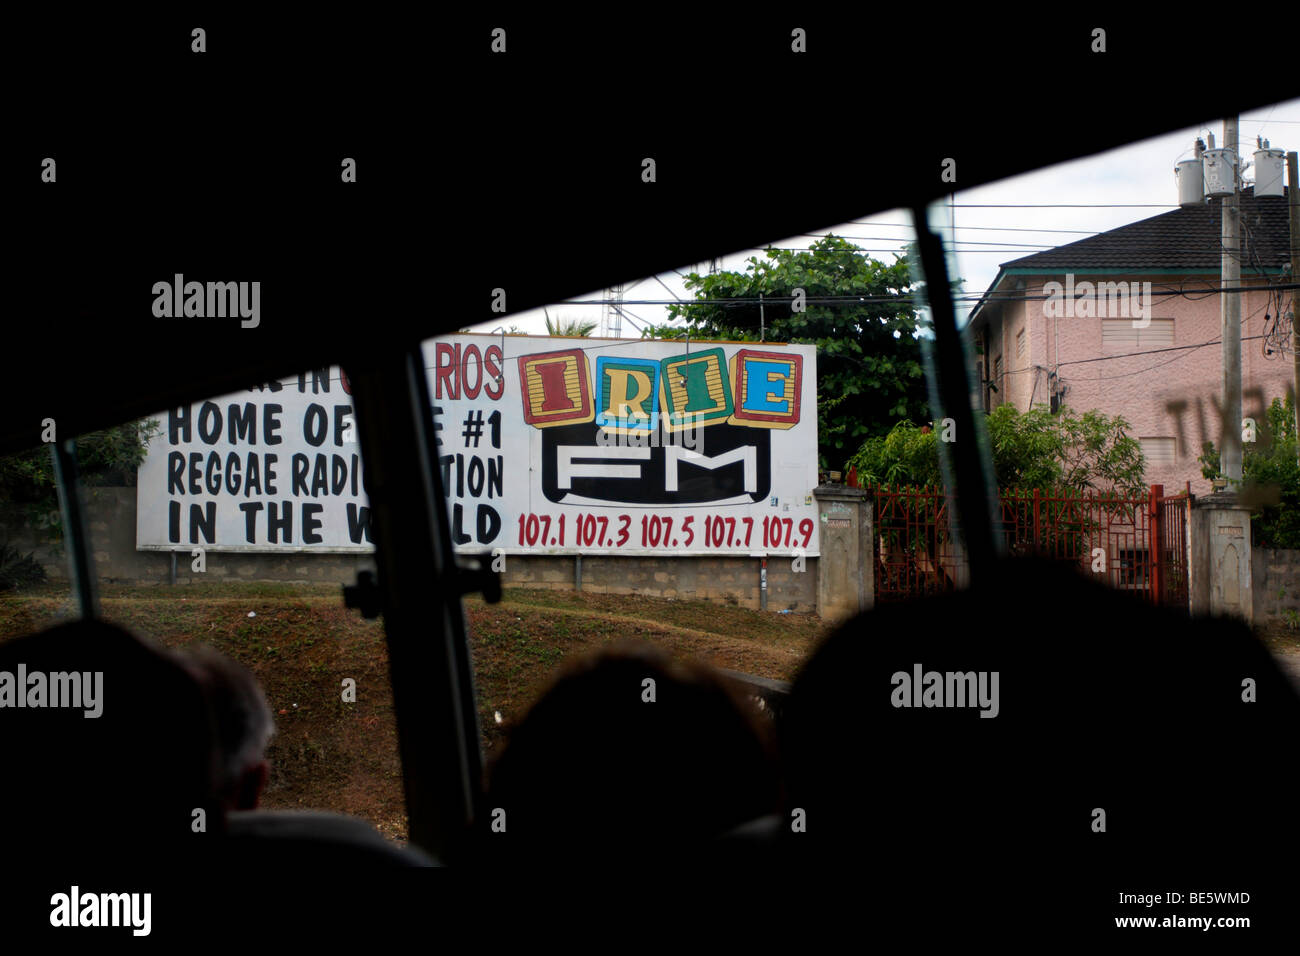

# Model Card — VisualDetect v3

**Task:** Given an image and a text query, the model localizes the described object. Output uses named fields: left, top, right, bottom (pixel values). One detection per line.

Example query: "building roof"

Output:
left=999, top=187, right=1291, bottom=272
left=968, top=186, right=1293, bottom=328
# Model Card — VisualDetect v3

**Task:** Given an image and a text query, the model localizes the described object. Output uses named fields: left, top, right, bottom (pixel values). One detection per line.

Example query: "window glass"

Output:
left=430, top=215, right=930, bottom=762
left=0, top=441, right=79, bottom=633
left=23, top=370, right=409, bottom=843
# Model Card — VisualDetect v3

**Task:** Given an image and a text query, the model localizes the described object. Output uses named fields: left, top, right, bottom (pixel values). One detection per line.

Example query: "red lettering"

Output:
left=484, top=345, right=504, bottom=400
left=435, top=343, right=460, bottom=399
left=461, top=345, right=483, bottom=400
left=536, top=360, right=572, bottom=412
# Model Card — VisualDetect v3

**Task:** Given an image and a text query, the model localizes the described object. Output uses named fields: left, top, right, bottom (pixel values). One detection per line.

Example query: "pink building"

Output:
left=967, top=187, right=1295, bottom=495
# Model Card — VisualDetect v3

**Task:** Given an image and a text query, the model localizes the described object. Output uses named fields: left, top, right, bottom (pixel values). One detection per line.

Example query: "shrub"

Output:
left=0, top=542, right=47, bottom=592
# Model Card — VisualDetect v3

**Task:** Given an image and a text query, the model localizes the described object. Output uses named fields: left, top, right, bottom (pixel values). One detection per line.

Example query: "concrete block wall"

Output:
left=501, top=554, right=818, bottom=611
left=2, top=487, right=371, bottom=588
left=3, top=488, right=821, bottom=611
left=1251, top=548, right=1300, bottom=623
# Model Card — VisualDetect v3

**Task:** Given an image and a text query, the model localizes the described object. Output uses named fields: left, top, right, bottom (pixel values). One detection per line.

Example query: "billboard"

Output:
left=136, top=368, right=370, bottom=552
left=428, top=334, right=819, bottom=558
left=136, top=335, right=819, bottom=557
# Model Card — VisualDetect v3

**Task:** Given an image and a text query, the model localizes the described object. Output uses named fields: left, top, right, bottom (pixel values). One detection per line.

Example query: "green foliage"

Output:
left=1200, top=394, right=1300, bottom=548
left=0, top=420, right=160, bottom=541
left=847, top=404, right=1147, bottom=498
left=638, top=322, right=690, bottom=340
left=0, top=542, right=47, bottom=592
left=1026, top=405, right=1147, bottom=498
left=1198, top=441, right=1221, bottom=482
left=665, top=237, right=931, bottom=468
left=544, top=314, right=597, bottom=337
left=845, top=421, right=941, bottom=488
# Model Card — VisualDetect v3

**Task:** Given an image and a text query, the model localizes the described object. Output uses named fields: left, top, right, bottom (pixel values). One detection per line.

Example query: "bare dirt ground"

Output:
left=1257, top=619, right=1300, bottom=691
left=0, top=583, right=831, bottom=844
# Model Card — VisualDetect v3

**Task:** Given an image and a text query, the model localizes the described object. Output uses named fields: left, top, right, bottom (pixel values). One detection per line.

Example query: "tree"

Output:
left=848, top=404, right=1147, bottom=498
left=544, top=313, right=597, bottom=337
left=0, top=420, right=160, bottom=543
left=1199, top=393, right=1300, bottom=547
left=665, top=237, right=929, bottom=469
left=852, top=405, right=1147, bottom=575
left=638, top=321, right=690, bottom=341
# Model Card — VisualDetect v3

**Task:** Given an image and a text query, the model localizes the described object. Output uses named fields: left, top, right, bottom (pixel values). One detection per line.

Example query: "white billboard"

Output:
left=426, top=334, right=819, bottom=558
left=136, top=368, right=369, bottom=552
left=136, top=335, right=819, bottom=557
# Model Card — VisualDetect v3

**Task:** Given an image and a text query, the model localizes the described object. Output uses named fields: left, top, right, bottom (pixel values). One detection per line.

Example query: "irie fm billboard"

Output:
left=427, top=335, right=818, bottom=558
left=136, top=335, right=819, bottom=557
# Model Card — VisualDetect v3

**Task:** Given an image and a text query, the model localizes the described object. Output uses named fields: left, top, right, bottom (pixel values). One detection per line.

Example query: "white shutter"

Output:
left=1103, top=318, right=1173, bottom=349
left=1140, top=436, right=1177, bottom=464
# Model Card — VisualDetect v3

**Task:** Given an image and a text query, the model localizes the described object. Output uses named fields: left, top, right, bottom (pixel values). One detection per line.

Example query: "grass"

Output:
left=1258, top=617, right=1300, bottom=656
left=0, top=582, right=830, bottom=844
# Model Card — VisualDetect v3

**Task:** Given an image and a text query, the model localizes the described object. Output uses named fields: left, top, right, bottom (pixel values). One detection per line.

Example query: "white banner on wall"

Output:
left=426, top=334, right=819, bottom=558
left=136, top=368, right=370, bottom=552
left=136, top=335, right=820, bottom=557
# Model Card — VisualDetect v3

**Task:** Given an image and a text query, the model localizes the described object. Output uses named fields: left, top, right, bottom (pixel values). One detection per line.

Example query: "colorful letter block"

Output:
left=518, top=349, right=594, bottom=427
left=729, top=349, right=802, bottom=429
left=659, top=347, right=733, bottom=432
left=595, top=356, right=659, bottom=433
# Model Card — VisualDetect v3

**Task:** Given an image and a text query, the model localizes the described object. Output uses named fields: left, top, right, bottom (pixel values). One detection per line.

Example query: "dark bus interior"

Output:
left=5, top=14, right=1299, bottom=942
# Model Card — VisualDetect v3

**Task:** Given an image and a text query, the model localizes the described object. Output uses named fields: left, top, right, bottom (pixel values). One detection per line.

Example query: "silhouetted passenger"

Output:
left=776, top=556, right=1300, bottom=924
left=480, top=642, right=778, bottom=863
left=0, top=619, right=222, bottom=870
left=176, top=644, right=274, bottom=811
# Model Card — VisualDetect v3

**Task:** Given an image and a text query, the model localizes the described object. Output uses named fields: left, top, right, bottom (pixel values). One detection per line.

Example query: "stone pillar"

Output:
left=1189, top=491, right=1252, bottom=624
left=813, top=484, right=871, bottom=624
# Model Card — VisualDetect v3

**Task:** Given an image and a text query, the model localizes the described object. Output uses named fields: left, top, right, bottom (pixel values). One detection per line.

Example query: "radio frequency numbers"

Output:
left=517, top=512, right=565, bottom=547
left=761, top=515, right=814, bottom=549
left=516, top=512, right=814, bottom=550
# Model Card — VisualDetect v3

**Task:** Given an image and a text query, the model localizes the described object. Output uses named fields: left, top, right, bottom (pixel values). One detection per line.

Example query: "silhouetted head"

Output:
left=176, top=644, right=274, bottom=811
left=483, top=642, right=778, bottom=862
left=778, top=556, right=1300, bottom=877
left=0, top=618, right=222, bottom=867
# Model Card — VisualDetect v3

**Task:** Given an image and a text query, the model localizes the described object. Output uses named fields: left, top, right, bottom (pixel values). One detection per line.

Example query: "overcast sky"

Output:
left=469, top=97, right=1300, bottom=337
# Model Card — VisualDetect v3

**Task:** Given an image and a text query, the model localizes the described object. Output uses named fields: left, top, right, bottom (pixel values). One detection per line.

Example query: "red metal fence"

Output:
left=871, top=483, right=1191, bottom=607
left=1152, top=484, right=1191, bottom=609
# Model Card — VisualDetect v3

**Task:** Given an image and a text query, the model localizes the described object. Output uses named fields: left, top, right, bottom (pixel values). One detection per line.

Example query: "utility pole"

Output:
left=1221, top=116, right=1243, bottom=484
left=1288, top=151, right=1300, bottom=462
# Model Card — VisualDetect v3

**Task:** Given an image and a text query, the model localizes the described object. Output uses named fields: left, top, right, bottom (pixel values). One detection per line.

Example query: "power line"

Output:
left=948, top=203, right=1178, bottom=208
left=1055, top=334, right=1268, bottom=369
left=688, top=246, right=1025, bottom=255
left=990, top=332, right=1272, bottom=385
left=1062, top=349, right=1202, bottom=382
left=554, top=282, right=1300, bottom=308
left=848, top=222, right=1106, bottom=235
left=798, top=233, right=1053, bottom=249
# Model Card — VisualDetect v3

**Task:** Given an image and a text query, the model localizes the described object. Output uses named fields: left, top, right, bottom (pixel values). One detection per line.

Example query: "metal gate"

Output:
left=871, top=483, right=1191, bottom=608
left=1151, top=484, right=1191, bottom=610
